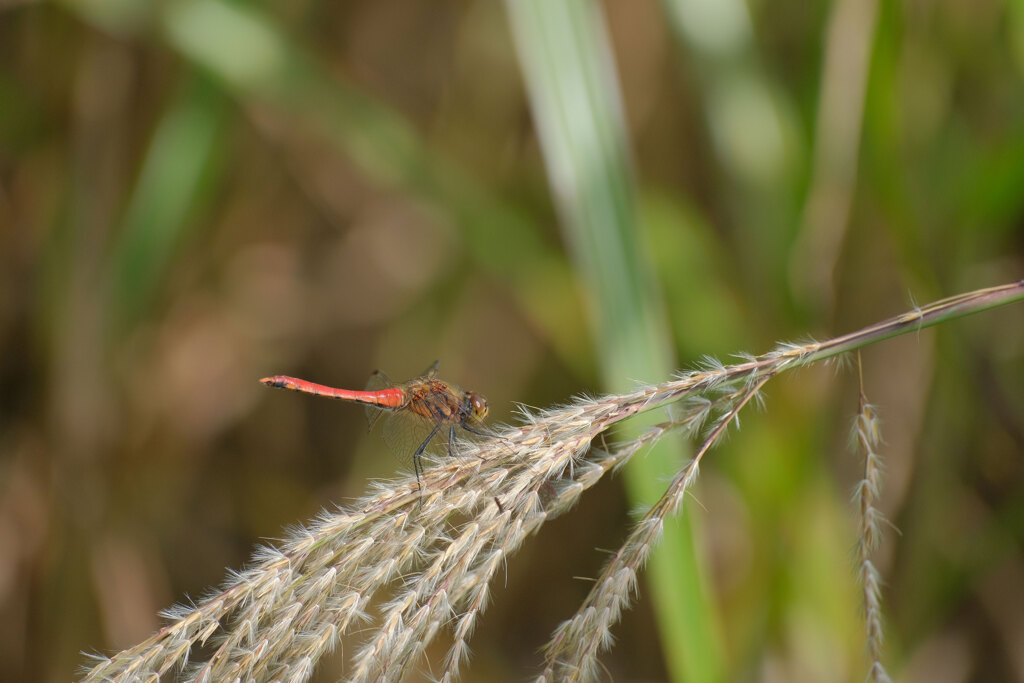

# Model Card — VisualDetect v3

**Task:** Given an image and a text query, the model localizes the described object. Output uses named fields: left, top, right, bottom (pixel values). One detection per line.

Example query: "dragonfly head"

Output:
left=467, top=392, right=489, bottom=422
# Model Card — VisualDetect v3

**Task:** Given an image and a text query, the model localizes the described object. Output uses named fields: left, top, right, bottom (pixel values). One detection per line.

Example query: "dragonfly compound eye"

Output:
left=469, top=393, right=489, bottom=420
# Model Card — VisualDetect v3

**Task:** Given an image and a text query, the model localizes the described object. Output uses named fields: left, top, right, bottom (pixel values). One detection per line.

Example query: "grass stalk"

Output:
left=853, top=354, right=893, bottom=683
left=80, top=281, right=1024, bottom=682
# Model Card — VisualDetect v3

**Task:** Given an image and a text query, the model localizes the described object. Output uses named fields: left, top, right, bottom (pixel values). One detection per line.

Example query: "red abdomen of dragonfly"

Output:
left=259, top=375, right=406, bottom=409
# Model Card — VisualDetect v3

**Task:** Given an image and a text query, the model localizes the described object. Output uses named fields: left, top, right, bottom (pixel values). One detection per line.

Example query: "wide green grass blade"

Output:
left=106, top=77, right=227, bottom=334
left=506, top=1, right=724, bottom=681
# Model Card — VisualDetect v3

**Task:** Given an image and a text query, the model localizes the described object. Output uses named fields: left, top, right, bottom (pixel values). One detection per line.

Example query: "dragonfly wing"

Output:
left=379, top=410, right=448, bottom=471
left=422, top=360, right=440, bottom=378
left=365, top=369, right=393, bottom=390
left=364, top=370, right=393, bottom=430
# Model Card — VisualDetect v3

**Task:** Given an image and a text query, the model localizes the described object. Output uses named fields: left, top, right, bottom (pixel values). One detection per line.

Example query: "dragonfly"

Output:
left=260, top=362, right=491, bottom=493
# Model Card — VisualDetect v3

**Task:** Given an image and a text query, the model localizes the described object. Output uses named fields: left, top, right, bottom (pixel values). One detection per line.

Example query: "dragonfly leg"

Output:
left=413, top=424, right=442, bottom=495
left=449, top=424, right=457, bottom=459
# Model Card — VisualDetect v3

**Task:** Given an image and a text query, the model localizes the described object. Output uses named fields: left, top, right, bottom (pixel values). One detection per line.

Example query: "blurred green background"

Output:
left=1, top=0, right=1023, bottom=681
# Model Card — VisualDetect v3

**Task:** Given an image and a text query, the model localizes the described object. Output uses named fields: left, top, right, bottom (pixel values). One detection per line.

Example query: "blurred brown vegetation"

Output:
left=1, top=0, right=1022, bottom=681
